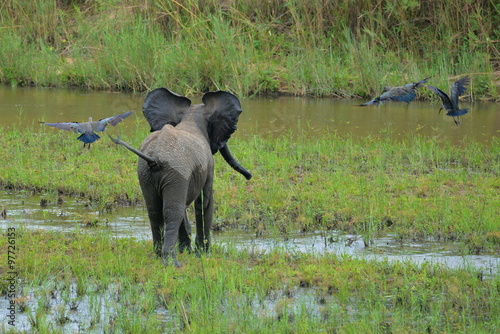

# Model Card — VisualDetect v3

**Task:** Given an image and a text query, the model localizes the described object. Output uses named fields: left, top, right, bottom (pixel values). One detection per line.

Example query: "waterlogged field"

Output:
left=1, top=123, right=499, bottom=248
left=0, top=122, right=499, bottom=332
left=0, top=229, right=499, bottom=333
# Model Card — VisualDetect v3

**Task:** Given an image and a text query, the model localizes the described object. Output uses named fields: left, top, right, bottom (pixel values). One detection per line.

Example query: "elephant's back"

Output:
left=139, top=125, right=213, bottom=180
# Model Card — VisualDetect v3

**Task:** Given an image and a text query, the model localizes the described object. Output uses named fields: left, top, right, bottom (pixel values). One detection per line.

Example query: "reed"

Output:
left=0, top=0, right=498, bottom=98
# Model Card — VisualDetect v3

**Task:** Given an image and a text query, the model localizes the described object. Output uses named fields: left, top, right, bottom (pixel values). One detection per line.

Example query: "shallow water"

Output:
left=1, top=191, right=498, bottom=276
left=0, top=86, right=499, bottom=144
left=1, top=190, right=498, bottom=332
left=0, top=278, right=327, bottom=333
left=217, top=231, right=499, bottom=276
left=0, top=280, right=174, bottom=333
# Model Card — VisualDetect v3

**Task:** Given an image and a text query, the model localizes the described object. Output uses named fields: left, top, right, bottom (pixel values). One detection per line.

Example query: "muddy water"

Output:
left=1, top=191, right=498, bottom=276
left=0, top=86, right=499, bottom=143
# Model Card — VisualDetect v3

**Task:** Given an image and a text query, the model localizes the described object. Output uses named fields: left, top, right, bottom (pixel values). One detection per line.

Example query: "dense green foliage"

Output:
left=1, top=0, right=499, bottom=98
left=0, top=229, right=498, bottom=333
left=1, top=124, right=499, bottom=250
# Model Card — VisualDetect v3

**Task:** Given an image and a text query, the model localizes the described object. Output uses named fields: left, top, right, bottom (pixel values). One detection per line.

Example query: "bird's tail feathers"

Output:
left=77, top=133, right=100, bottom=144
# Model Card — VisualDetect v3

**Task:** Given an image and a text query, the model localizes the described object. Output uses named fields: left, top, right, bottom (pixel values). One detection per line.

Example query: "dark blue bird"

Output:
left=427, top=77, right=470, bottom=126
left=42, top=111, right=133, bottom=148
left=360, top=78, right=429, bottom=106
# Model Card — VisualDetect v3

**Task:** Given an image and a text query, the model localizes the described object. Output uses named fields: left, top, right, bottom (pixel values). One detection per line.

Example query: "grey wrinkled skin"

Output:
left=111, top=88, right=252, bottom=267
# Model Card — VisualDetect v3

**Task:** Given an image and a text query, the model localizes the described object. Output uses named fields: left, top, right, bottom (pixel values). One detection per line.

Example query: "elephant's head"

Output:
left=142, top=88, right=252, bottom=180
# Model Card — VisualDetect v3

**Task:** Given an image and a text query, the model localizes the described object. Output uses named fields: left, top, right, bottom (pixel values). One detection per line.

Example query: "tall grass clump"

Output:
left=0, top=0, right=498, bottom=98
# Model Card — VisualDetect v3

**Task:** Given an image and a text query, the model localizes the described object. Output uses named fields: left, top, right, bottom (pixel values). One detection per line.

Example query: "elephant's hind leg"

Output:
left=144, top=198, right=164, bottom=257
left=161, top=199, right=187, bottom=267
left=178, top=211, right=192, bottom=253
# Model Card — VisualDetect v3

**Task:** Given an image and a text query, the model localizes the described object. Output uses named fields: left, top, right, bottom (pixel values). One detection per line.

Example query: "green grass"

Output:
left=0, top=0, right=498, bottom=98
left=1, top=123, right=499, bottom=251
left=0, top=229, right=498, bottom=333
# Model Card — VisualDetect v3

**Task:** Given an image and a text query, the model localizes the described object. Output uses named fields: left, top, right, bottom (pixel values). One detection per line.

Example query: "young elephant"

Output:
left=112, top=88, right=252, bottom=266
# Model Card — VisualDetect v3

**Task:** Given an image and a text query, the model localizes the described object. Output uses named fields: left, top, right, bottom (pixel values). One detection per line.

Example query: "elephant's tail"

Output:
left=219, top=145, right=252, bottom=180
left=108, top=135, right=162, bottom=170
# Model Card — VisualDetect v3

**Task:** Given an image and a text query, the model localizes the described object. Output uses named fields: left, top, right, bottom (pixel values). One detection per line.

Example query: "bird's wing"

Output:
left=415, top=77, right=430, bottom=87
left=42, top=122, right=83, bottom=133
left=450, top=77, right=469, bottom=107
left=427, top=85, right=454, bottom=111
left=393, top=91, right=417, bottom=103
left=94, top=111, right=133, bottom=132
left=380, top=87, right=416, bottom=103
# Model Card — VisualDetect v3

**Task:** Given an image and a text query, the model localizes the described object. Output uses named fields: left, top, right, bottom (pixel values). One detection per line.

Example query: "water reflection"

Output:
left=1, top=86, right=499, bottom=144
left=1, top=191, right=498, bottom=275
left=0, top=191, right=151, bottom=240
left=216, top=230, right=499, bottom=277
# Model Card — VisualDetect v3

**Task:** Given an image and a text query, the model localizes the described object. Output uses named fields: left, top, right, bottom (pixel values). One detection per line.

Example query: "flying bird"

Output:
left=427, top=77, right=470, bottom=126
left=360, top=78, right=429, bottom=106
left=42, top=111, right=133, bottom=147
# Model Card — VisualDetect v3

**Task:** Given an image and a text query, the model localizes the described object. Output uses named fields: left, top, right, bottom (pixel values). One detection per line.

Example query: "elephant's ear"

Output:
left=142, top=88, right=191, bottom=132
left=202, top=91, right=242, bottom=154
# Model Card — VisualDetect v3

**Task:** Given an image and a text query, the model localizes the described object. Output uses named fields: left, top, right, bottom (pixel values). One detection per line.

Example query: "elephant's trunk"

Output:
left=108, top=135, right=162, bottom=170
left=219, top=145, right=252, bottom=180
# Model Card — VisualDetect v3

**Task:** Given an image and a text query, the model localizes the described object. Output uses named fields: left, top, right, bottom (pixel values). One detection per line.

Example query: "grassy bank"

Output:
left=0, top=229, right=498, bottom=333
left=0, top=0, right=499, bottom=99
left=1, top=123, right=499, bottom=252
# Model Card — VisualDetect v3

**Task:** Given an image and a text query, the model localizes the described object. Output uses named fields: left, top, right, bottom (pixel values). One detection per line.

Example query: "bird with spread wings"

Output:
left=42, top=111, right=133, bottom=147
left=360, top=78, right=429, bottom=106
left=427, top=77, right=470, bottom=126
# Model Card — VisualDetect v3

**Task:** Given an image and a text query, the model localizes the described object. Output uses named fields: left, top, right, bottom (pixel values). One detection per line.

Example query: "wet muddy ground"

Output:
left=1, top=189, right=498, bottom=332
left=1, top=191, right=498, bottom=276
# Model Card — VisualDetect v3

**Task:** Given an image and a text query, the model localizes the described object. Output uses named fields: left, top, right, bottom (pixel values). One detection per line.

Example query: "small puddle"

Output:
left=0, top=281, right=173, bottom=333
left=1, top=190, right=498, bottom=276
left=0, top=191, right=151, bottom=240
